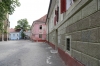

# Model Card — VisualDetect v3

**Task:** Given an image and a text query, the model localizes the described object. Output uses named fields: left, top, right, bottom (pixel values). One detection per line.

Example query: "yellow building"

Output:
left=0, top=14, right=10, bottom=41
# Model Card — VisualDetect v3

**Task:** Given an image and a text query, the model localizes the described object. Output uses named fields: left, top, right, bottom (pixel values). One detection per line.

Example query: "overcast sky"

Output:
left=9, top=0, right=50, bottom=28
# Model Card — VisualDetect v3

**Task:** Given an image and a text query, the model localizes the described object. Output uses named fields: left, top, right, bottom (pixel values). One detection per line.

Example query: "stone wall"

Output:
left=48, top=0, right=100, bottom=66
left=57, top=0, right=100, bottom=66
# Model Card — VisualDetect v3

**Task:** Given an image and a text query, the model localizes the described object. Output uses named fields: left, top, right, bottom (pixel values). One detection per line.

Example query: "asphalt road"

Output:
left=0, top=40, right=66, bottom=66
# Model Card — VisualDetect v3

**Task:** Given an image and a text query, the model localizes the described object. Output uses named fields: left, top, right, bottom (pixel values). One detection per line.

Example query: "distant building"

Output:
left=24, top=30, right=30, bottom=39
left=9, top=28, right=21, bottom=40
left=30, top=15, right=47, bottom=42
left=0, top=13, right=10, bottom=41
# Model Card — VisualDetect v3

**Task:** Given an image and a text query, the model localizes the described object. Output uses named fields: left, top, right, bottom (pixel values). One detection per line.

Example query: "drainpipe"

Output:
left=47, top=18, right=49, bottom=43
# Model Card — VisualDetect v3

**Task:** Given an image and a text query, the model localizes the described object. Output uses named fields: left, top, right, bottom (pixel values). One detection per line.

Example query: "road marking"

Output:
left=46, top=56, right=52, bottom=64
left=50, top=50, right=58, bottom=53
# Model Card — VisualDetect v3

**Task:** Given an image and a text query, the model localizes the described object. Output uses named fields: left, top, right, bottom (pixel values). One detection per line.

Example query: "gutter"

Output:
left=46, top=0, right=52, bottom=43
left=46, top=0, right=52, bottom=23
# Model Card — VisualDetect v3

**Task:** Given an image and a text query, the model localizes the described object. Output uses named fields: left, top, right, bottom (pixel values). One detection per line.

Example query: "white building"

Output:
left=9, top=32, right=20, bottom=40
left=24, top=30, right=30, bottom=39
left=9, top=28, right=20, bottom=40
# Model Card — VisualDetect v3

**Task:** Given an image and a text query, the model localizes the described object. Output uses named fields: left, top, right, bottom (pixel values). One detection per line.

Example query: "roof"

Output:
left=46, top=0, right=52, bottom=23
left=34, top=14, right=47, bottom=23
left=9, top=28, right=15, bottom=32
left=9, top=28, right=21, bottom=33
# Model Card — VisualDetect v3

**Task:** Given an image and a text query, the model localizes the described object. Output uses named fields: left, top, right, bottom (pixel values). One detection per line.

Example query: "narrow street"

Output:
left=0, top=40, right=66, bottom=66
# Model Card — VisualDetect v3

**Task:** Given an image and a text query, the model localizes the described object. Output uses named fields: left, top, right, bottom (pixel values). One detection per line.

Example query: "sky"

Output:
left=9, top=0, right=50, bottom=28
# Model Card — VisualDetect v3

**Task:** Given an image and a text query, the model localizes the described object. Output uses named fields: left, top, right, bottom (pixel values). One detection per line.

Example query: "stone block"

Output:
left=71, top=32, right=77, bottom=41
left=89, top=11, right=100, bottom=28
left=61, top=34, right=65, bottom=40
left=71, top=41, right=77, bottom=50
left=98, top=27, right=100, bottom=42
left=66, top=26, right=70, bottom=33
left=71, top=31, right=82, bottom=41
left=61, top=39, right=65, bottom=46
left=88, top=56, right=99, bottom=66
left=81, top=53, right=88, bottom=66
left=81, top=30, right=90, bottom=42
left=76, top=17, right=89, bottom=31
left=65, top=18, right=73, bottom=27
left=88, top=28, right=98, bottom=43
left=76, top=41, right=89, bottom=54
left=88, top=43, right=100, bottom=60
left=71, top=50, right=82, bottom=62
left=98, top=0, right=100, bottom=10
left=67, top=0, right=89, bottom=21
left=73, top=10, right=82, bottom=23
left=62, top=28, right=66, bottom=34
left=82, top=0, right=97, bottom=18
left=99, top=60, right=100, bottom=66
left=81, top=53, right=99, bottom=66
left=69, top=23, right=77, bottom=33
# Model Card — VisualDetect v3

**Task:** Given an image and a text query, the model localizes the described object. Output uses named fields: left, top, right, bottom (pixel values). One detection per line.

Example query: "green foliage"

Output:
left=0, top=0, right=20, bottom=32
left=15, top=18, right=30, bottom=39
left=21, top=31, right=25, bottom=39
left=0, top=0, right=20, bottom=15
left=15, top=18, right=30, bottom=31
left=0, top=21, right=3, bottom=32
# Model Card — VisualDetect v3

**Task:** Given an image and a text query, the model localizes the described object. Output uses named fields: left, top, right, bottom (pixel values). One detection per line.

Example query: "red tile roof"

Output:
left=34, top=14, right=47, bottom=22
left=9, top=28, right=21, bottom=32
left=9, top=28, right=15, bottom=32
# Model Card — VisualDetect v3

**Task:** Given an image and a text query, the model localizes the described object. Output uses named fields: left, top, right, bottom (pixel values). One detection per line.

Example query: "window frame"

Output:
left=13, top=34, right=15, bottom=36
left=39, top=34, right=42, bottom=38
left=65, top=35, right=71, bottom=55
left=60, top=0, right=74, bottom=14
left=66, top=0, right=73, bottom=10
left=39, top=25, right=42, bottom=30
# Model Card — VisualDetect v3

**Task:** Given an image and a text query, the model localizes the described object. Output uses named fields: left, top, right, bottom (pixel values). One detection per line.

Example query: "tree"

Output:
left=15, top=18, right=30, bottom=39
left=15, top=18, right=30, bottom=31
left=0, top=0, right=20, bottom=32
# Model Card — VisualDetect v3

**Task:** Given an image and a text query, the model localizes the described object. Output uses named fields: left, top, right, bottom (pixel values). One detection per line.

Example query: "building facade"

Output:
left=46, top=0, right=100, bottom=66
left=9, top=32, right=20, bottom=40
left=9, top=28, right=21, bottom=40
left=31, top=15, right=47, bottom=42
left=0, top=13, right=10, bottom=41
left=24, top=30, right=30, bottom=39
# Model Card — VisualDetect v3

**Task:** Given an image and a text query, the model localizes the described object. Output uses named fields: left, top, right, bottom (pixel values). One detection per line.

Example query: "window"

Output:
left=39, top=25, right=42, bottom=29
left=66, top=38, right=70, bottom=51
left=54, top=6, right=59, bottom=25
left=54, top=16, right=57, bottom=26
left=39, top=34, right=42, bottom=38
left=60, top=0, right=74, bottom=13
left=13, top=34, right=15, bottom=36
left=60, top=0, right=66, bottom=14
left=66, top=36, right=71, bottom=52
left=17, top=34, right=18, bottom=36
left=66, top=0, right=73, bottom=10
left=57, top=6, right=59, bottom=22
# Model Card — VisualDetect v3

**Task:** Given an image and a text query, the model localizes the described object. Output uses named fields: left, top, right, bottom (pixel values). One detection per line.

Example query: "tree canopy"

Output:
left=0, top=0, right=20, bottom=32
left=15, top=18, right=30, bottom=31
left=0, top=0, right=20, bottom=20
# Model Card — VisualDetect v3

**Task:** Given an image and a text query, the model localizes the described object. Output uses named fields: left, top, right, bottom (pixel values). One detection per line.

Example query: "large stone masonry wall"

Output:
left=49, top=30, right=57, bottom=46
left=56, top=0, right=100, bottom=66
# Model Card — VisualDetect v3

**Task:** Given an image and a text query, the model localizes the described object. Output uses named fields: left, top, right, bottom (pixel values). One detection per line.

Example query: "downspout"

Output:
left=46, top=0, right=52, bottom=43
left=47, top=18, right=49, bottom=43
